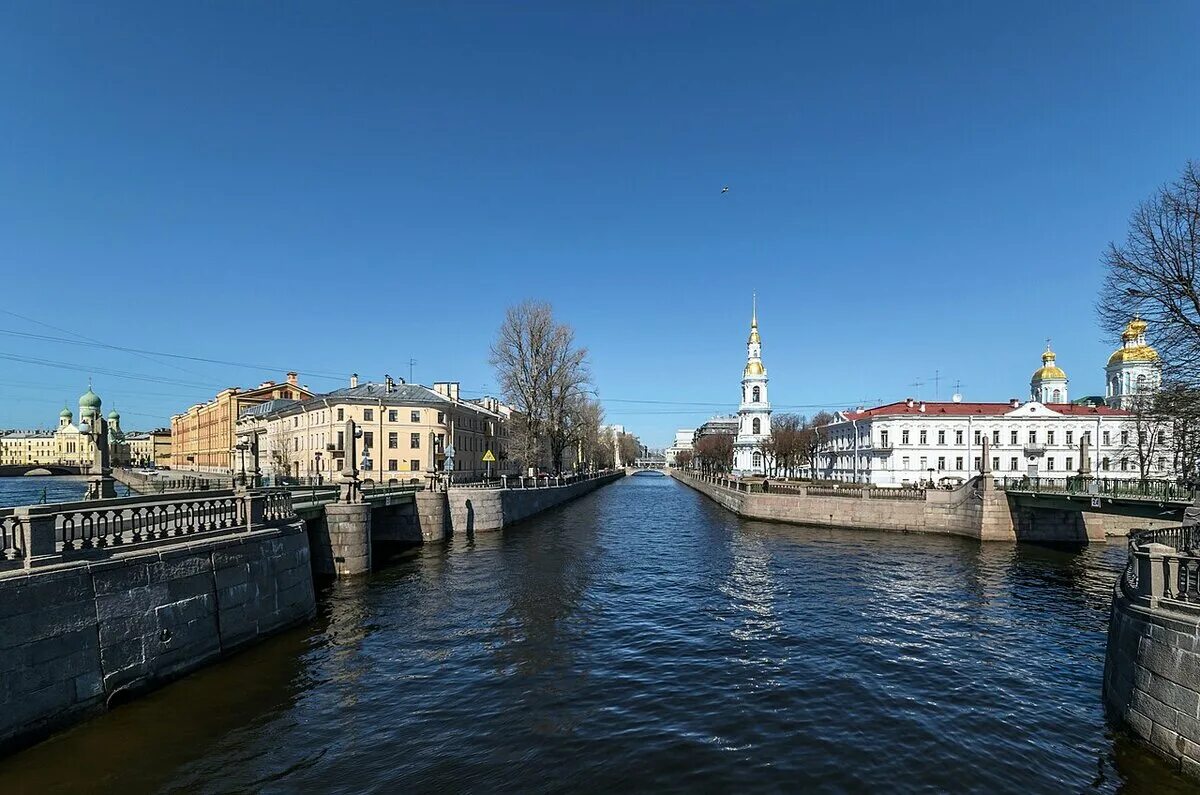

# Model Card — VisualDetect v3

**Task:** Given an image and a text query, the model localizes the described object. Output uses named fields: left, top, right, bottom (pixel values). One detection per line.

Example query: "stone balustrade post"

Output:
left=1145, top=543, right=1174, bottom=608
left=1166, top=555, right=1182, bottom=600
left=243, top=492, right=266, bottom=532
left=19, top=509, right=59, bottom=568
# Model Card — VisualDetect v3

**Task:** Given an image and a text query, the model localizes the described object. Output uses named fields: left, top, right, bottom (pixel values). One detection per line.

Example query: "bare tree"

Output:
left=695, top=433, right=734, bottom=473
left=490, top=300, right=593, bottom=473
left=1159, top=383, right=1200, bottom=482
left=617, top=432, right=641, bottom=467
left=765, top=413, right=805, bottom=478
left=675, top=449, right=694, bottom=469
left=1112, top=395, right=1169, bottom=480
left=799, top=411, right=835, bottom=479
left=1098, top=161, right=1200, bottom=382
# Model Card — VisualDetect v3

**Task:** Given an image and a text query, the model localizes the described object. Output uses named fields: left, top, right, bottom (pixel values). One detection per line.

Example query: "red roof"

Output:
left=842, top=400, right=1129, bottom=420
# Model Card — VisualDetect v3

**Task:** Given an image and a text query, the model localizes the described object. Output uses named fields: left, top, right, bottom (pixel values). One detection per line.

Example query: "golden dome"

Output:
left=1032, top=348, right=1067, bottom=382
left=1122, top=317, right=1149, bottom=342
left=1108, top=345, right=1159, bottom=365
left=1033, top=365, right=1068, bottom=380
left=744, top=361, right=766, bottom=376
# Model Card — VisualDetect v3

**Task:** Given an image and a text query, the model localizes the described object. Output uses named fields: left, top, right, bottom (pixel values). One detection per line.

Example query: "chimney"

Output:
left=350, top=373, right=359, bottom=389
left=433, top=382, right=461, bottom=401
left=918, top=401, right=926, bottom=413
left=905, top=397, right=914, bottom=408
left=1009, top=397, right=1020, bottom=408
left=287, top=371, right=298, bottom=386
left=385, top=374, right=394, bottom=393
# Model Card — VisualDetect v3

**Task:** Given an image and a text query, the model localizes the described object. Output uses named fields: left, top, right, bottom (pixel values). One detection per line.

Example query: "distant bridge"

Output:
left=632, top=456, right=666, bottom=470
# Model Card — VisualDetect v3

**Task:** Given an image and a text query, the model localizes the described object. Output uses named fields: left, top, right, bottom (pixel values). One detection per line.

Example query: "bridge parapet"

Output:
left=0, top=489, right=296, bottom=574
left=999, top=476, right=1192, bottom=504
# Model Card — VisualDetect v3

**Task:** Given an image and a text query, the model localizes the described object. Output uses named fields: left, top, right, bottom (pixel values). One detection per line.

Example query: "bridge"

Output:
left=997, top=476, right=1192, bottom=522
left=632, top=455, right=666, bottom=470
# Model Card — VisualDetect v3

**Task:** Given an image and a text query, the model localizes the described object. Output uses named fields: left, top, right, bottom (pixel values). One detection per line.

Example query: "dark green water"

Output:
left=0, top=475, right=1195, bottom=793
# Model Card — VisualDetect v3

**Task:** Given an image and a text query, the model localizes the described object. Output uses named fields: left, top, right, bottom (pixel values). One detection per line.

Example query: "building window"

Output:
left=1158, top=456, right=1166, bottom=471
left=973, top=456, right=981, bottom=471
left=937, top=431, right=945, bottom=445
left=411, top=410, right=421, bottom=423
left=337, top=408, right=344, bottom=421
left=388, top=410, right=397, bottom=422
left=1052, top=389, right=1061, bottom=402
left=363, top=431, right=374, bottom=449
left=1103, top=432, right=1110, bottom=446
left=1010, top=457, right=1019, bottom=471
left=937, top=457, right=945, bottom=471
left=1121, top=431, right=1129, bottom=445
left=955, top=430, right=963, bottom=445
left=388, top=432, right=398, bottom=449
left=1121, top=457, right=1129, bottom=471
left=364, top=409, right=374, bottom=422
left=1066, top=431, right=1073, bottom=446
left=955, top=456, right=963, bottom=470
left=752, top=451, right=762, bottom=468
left=411, top=459, right=420, bottom=471
left=752, top=387, right=761, bottom=403
left=437, top=412, right=446, bottom=424
left=1159, top=431, right=1167, bottom=444
left=293, top=417, right=299, bottom=428
left=902, top=430, right=910, bottom=445
left=992, top=430, right=1000, bottom=445
left=752, top=418, right=761, bottom=434
left=902, top=456, right=910, bottom=469
left=1047, top=431, right=1055, bottom=445
left=1010, top=431, right=1018, bottom=445
left=992, top=456, right=1000, bottom=471
left=388, top=459, right=397, bottom=471
left=1102, top=457, right=1110, bottom=471
left=1083, top=431, right=1091, bottom=442
left=919, top=430, right=927, bottom=445
left=294, top=438, right=299, bottom=451
left=410, top=433, right=421, bottom=449
left=1047, top=457, right=1055, bottom=471
left=1028, top=431, right=1037, bottom=444
left=919, top=456, right=927, bottom=471
left=880, top=430, right=889, bottom=447
left=974, top=430, right=982, bottom=445
left=1066, top=457, right=1074, bottom=471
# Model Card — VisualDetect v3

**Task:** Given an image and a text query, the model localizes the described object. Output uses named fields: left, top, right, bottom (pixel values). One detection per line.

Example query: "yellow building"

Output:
left=125, top=429, right=171, bottom=468
left=236, top=377, right=515, bottom=483
left=1, top=386, right=123, bottom=468
left=171, top=373, right=312, bottom=473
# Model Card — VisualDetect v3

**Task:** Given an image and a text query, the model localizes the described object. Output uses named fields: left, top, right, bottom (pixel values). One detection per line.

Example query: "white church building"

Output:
left=733, top=299, right=772, bottom=475
left=818, top=318, right=1167, bottom=486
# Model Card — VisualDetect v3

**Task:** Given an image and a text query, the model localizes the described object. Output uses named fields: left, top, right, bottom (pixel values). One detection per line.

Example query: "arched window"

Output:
left=752, top=386, right=761, bottom=403
left=752, top=451, right=762, bottom=468
left=1051, top=389, right=1061, bottom=403
left=1136, top=374, right=1146, bottom=392
left=752, top=418, right=761, bottom=434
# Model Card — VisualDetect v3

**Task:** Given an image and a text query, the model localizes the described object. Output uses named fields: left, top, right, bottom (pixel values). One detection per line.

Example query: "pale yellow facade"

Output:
left=237, top=380, right=516, bottom=482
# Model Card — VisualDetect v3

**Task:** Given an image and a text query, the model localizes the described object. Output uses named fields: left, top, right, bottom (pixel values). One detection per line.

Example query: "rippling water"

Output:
left=0, top=476, right=89, bottom=507
left=1, top=475, right=1196, bottom=793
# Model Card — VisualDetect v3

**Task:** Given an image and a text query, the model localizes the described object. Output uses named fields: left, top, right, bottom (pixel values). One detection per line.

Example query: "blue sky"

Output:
left=1, top=2, right=1197, bottom=445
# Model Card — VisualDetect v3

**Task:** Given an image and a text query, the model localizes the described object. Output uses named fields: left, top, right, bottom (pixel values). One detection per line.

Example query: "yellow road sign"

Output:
left=482, top=450, right=496, bottom=462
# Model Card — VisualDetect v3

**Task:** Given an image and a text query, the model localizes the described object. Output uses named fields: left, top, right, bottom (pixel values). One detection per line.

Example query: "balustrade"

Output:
left=1123, top=527, right=1200, bottom=610
left=0, top=489, right=298, bottom=569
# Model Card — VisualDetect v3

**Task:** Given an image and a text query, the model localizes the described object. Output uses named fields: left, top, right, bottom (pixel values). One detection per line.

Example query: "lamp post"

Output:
left=235, top=440, right=249, bottom=489
left=314, top=451, right=323, bottom=485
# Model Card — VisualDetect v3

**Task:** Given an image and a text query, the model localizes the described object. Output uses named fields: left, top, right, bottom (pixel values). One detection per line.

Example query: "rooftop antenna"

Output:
left=407, top=358, right=416, bottom=383
left=910, top=378, right=925, bottom=400
left=933, top=369, right=941, bottom=401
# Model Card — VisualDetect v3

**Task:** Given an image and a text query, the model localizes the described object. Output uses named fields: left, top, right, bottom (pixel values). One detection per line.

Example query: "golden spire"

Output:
left=748, top=293, right=760, bottom=344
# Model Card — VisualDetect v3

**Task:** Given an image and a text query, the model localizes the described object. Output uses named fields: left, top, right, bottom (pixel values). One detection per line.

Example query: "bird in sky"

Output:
left=721, top=186, right=730, bottom=193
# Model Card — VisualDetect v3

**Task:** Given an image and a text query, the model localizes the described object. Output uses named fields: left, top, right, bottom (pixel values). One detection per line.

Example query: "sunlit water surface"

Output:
left=0, top=475, right=1194, bottom=793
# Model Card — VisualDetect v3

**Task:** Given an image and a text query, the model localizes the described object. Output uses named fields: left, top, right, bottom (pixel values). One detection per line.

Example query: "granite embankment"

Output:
left=0, top=495, right=313, bottom=754
left=672, top=470, right=1015, bottom=540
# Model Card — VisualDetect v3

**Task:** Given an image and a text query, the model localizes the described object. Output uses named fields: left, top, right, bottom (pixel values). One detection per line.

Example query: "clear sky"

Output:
left=2, top=2, right=1198, bottom=445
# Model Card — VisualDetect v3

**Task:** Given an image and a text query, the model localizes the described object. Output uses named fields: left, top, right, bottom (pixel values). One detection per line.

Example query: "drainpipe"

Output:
left=967, top=416, right=973, bottom=479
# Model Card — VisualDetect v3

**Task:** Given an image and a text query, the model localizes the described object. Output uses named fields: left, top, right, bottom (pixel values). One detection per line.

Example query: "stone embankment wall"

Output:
left=0, top=522, right=315, bottom=754
left=1105, top=580, right=1200, bottom=776
left=445, top=472, right=625, bottom=535
left=674, top=471, right=1015, bottom=540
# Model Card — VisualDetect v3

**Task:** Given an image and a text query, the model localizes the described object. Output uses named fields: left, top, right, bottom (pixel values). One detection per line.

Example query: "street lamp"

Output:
left=235, top=440, right=249, bottom=487
left=314, top=451, right=323, bottom=485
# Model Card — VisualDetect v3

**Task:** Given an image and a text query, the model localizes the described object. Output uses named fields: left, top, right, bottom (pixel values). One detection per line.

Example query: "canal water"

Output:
left=0, top=475, right=89, bottom=507
left=0, top=474, right=1195, bottom=793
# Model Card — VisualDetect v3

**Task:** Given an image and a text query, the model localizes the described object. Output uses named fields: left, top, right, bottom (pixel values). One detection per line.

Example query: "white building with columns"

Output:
left=818, top=319, right=1168, bottom=486
left=733, top=299, right=772, bottom=475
